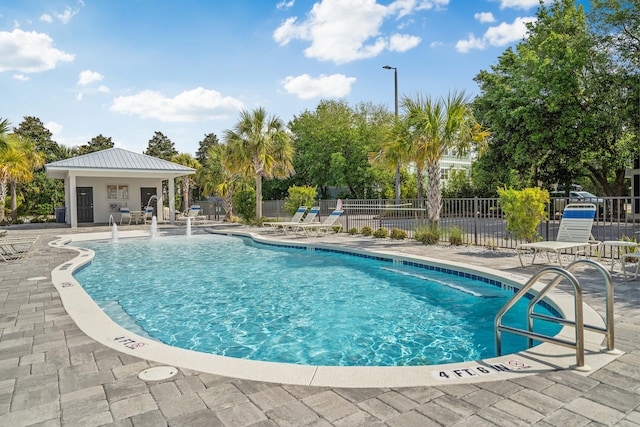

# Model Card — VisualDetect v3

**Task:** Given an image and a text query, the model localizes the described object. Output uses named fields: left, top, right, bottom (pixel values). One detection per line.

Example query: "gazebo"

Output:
left=45, top=148, right=195, bottom=228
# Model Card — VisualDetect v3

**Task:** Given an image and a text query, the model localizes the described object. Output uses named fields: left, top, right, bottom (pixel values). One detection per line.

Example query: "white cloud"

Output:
left=455, top=34, right=486, bottom=53
left=273, top=0, right=425, bottom=64
left=388, top=33, right=421, bottom=52
left=498, top=0, right=541, bottom=10
left=55, top=6, right=79, bottom=24
left=97, top=85, right=109, bottom=93
left=39, top=14, right=53, bottom=23
left=45, top=121, right=64, bottom=136
left=78, top=70, right=104, bottom=86
left=484, top=16, right=535, bottom=46
left=276, top=0, right=295, bottom=9
left=0, top=29, right=74, bottom=72
left=282, top=73, right=356, bottom=99
left=474, top=12, right=495, bottom=23
left=13, top=74, right=29, bottom=81
left=110, top=87, right=245, bottom=122
left=455, top=16, right=535, bottom=53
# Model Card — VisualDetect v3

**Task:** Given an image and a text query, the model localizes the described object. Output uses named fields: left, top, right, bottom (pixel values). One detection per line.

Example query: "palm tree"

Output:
left=0, top=134, right=44, bottom=222
left=402, top=91, right=489, bottom=225
left=197, top=144, right=241, bottom=221
left=171, top=153, right=201, bottom=211
left=0, top=118, right=10, bottom=152
left=225, top=107, right=295, bottom=219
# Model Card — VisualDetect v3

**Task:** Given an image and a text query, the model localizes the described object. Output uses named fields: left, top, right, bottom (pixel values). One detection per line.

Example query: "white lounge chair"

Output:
left=0, top=236, right=39, bottom=262
left=292, top=210, right=343, bottom=237
left=143, top=207, right=154, bottom=224
left=119, top=208, right=132, bottom=225
left=176, top=205, right=201, bottom=225
left=263, top=206, right=307, bottom=232
left=517, top=203, right=600, bottom=267
left=281, top=207, right=320, bottom=234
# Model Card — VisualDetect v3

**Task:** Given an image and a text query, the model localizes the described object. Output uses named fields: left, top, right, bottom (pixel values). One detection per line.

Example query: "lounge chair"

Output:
left=120, top=208, right=132, bottom=225
left=176, top=205, right=202, bottom=225
left=143, top=207, right=154, bottom=224
left=0, top=236, right=39, bottom=262
left=263, top=206, right=307, bottom=232
left=281, top=207, right=321, bottom=234
left=292, top=210, right=343, bottom=237
left=517, top=203, right=600, bottom=267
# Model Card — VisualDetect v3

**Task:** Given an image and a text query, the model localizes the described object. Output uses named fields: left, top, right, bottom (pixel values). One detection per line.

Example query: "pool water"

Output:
left=72, top=235, right=561, bottom=367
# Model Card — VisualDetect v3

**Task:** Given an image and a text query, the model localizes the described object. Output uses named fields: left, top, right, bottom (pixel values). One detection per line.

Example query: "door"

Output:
left=141, top=187, right=157, bottom=215
left=76, top=187, right=94, bottom=223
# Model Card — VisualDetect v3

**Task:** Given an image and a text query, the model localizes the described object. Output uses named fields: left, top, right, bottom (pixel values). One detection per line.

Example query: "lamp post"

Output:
left=383, top=65, right=400, bottom=204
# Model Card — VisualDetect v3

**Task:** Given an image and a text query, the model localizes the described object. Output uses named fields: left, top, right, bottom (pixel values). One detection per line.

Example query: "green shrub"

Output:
left=233, top=188, right=257, bottom=222
left=373, top=227, right=388, bottom=238
left=448, top=226, right=464, bottom=246
left=414, top=225, right=441, bottom=245
left=361, top=226, right=373, bottom=236
left=498, top=187, right=549, bottom=242
left=390, top=228, right=407, bottom=240
left=348, top=227, right=358, bottom=235
left=283, top=185, right=317, bottom=215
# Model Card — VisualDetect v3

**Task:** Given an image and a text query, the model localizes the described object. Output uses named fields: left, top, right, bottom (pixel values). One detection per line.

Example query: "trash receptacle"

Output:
left=55, top=207, right=66, bottom=223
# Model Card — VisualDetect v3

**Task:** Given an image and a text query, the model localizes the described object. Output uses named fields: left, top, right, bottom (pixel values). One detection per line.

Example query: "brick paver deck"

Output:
left=0, top=224, right=638, bottom=426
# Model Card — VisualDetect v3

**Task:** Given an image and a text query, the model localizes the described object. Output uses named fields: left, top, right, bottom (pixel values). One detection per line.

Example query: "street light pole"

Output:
left=383, top=65, right=401, bottom=204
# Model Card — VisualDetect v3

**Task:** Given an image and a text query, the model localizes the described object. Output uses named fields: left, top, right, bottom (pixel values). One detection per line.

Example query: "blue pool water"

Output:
left=72, top=235, right=561, bottom=367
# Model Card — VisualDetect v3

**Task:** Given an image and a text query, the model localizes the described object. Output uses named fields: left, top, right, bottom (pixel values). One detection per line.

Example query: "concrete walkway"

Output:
left=0, top=224, right=639, bottom=426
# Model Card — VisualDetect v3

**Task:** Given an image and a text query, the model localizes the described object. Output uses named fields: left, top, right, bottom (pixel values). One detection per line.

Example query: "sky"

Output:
left=0, top=0, right=575, bottom=156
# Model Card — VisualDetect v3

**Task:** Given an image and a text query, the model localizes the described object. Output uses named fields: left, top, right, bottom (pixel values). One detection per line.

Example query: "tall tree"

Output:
left=0, top=134, right=44, bottom=222
left=197, top=143, right=242, bottom=221
left=76, top=134, right=114, bottom=155
left=401, top=91, right=488, bottom=225
left=0, top=118, right=9, bottom=152
left=474, top=0, right=638, bottom=196
left=195, top=132, right=220, bottom=166
left=144, top=131, right=178, bottom=160
left=13, top=117, right=66, bottom=216
left=171, top=153, right=201, bottom=211
left=225, top=107, right=295, bottom=219
left=13, top=116, right=67, bottom=163
left=289, top=100, right=393, bottom=199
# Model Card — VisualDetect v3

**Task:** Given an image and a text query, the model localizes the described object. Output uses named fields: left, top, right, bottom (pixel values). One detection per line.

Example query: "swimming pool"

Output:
left=70, top=234, right=561, bottom=367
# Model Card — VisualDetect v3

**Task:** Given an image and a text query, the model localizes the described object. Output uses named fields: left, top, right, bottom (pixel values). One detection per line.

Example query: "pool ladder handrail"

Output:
left=495, top=259, right=616, bottom=371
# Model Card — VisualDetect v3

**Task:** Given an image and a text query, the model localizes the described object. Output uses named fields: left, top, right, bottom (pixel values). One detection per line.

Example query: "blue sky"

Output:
left=1, top=0, right=570, bottom=156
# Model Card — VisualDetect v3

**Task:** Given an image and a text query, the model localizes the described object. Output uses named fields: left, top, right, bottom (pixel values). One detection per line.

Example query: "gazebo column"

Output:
left=168, top=178, right=176, bottom=224
left=69, top=174, right=78, bottom=228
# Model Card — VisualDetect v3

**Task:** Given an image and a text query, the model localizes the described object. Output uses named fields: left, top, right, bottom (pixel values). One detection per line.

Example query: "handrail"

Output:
left=495, top=267, right=587, bottom=369
left=495, top=260, right=618, bottom=371
left=526, top=259, right=616, bottom=352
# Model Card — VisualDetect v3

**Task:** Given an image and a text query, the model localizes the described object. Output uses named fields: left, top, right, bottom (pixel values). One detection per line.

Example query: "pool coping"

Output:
left=48, top=229, right=623, bottom=388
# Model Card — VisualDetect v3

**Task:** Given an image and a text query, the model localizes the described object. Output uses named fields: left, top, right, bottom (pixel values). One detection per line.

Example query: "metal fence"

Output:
left=257, top=197, right=640, bottom=252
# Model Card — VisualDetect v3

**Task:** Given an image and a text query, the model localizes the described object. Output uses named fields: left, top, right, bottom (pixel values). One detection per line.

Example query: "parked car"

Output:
left=550, top=191, right=607, bottom=217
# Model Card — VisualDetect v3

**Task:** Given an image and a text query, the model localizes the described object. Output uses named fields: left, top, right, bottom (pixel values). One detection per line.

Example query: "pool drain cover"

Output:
left=138, top=366, right=178, bottom=381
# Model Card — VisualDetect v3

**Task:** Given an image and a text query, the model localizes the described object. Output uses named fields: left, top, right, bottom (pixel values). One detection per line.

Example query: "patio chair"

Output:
left=292, top=210, right=343, bottom=237
left=143, top=207, right=154, bottom=224
left=0, top=236, right=39, bottom=262
left=517, top=203, right=600, bottom=267
left=621, top=252, right=640, bottom=281
left=176, top=205, right=202, bottom=225
left=263, top=206, right=307, bottom=232
left=120, top=208, right=132, bottom=225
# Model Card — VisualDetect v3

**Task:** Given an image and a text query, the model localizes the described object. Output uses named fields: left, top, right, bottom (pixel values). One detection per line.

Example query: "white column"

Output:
left=69, top=174, right=77, bottom=228
left=168, top=177, right=175, bottom=224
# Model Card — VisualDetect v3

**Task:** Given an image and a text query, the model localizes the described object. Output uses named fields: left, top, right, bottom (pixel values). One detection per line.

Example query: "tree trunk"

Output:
left=182, top=177, right=190, bottom=209
left=0, top=179, right=6, bottom=223
left=426, top=160, right=441, bottom=226
left=224, top=191, right=234, bottom=221
left=256, top=174, right=263, bottom=219
left=10, top=180, right=17, bottom=222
